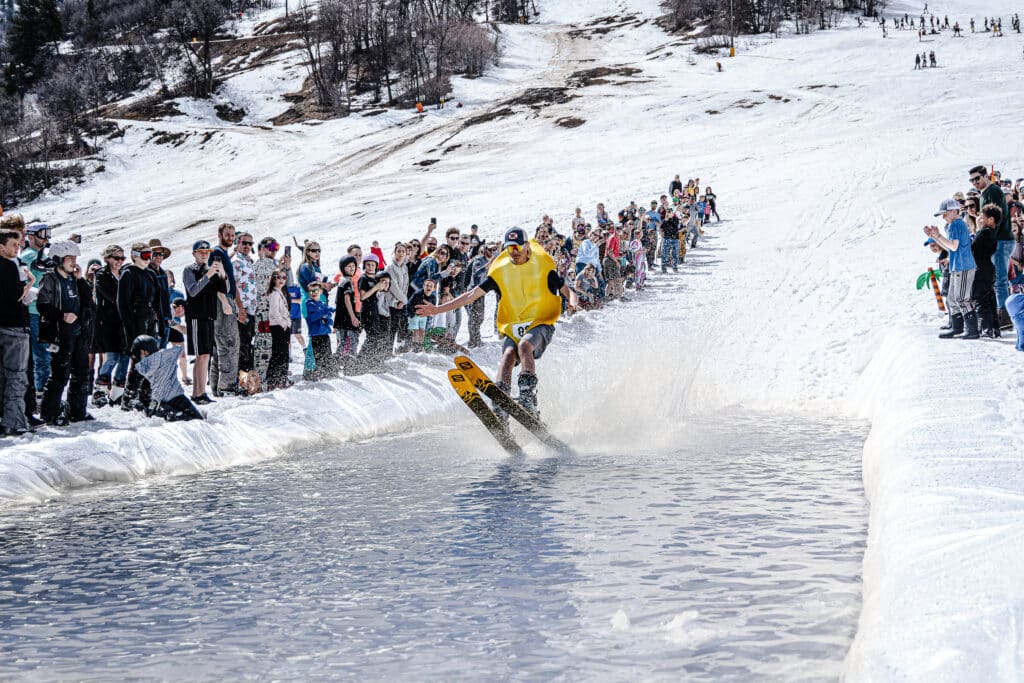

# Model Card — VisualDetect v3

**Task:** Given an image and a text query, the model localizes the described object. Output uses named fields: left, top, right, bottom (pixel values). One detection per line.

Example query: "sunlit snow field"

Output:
left=5, top=0, right=1024, bottom=678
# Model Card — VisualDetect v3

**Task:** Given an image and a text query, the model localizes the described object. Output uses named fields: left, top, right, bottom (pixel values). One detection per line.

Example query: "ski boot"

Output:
left=516, top=372, right=539, bottom=419
left=493, top=380, right=512, bottom=427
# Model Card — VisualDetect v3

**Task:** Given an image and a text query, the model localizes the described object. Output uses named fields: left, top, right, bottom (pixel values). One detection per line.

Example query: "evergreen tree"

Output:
left=5, top=0, right=63, bottom=89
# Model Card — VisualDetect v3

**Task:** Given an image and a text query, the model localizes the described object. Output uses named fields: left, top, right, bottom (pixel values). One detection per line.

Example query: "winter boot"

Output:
left=999, top=307, right=1013, bottom=330
left=493, top=380, right=511, bottom=427
left=938, top=314, right=964, bottom=338
left=962, top=311, right=981, bottom=339
left=516, top=372, right=539, bottom=419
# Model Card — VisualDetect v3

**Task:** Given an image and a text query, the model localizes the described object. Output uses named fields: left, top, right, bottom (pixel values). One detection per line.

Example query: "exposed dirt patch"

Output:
left=504, top=87, right=576, bottom=110
left=803, top=84, right=840, bottom=90
left=115, top=98, right=184, bottom=121
left=214, top=33, right=301, bottom=77
left=463, top=107, right=515, bottom=127
left=556, top=116, right=585, bottom=128
left=149, top=130, right=191, bottom=147
left=215, top=103, right=246, bottom=122
left=361, top=109, right=388, bottom=117
left=443, top=144, right=463, bottom=154
left=416, top=159, right=440, bottom=167
left=767, top=94, right=792, bottom=103
left=182, top=218, right=215, bottom=230
left=706, top=109, right=721, bottom=115
left=733, top=99, right=763, bottom=109
left=568, top=66, right=643, bottom=88
left=199, top=131, right=217, bottom=146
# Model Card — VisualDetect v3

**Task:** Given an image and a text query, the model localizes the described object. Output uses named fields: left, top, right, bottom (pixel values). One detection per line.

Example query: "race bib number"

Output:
left=510, top=321, right=533, bottom=342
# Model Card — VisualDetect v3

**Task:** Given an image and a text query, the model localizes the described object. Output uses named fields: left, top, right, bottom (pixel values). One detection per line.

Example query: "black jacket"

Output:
left=0, top=258, right=28, bottom=329
left=183, top=261, right=224, bottom=321
left=37, top=271, right=95, bottom=346
left=117, top=264, right=158, bottom=348
left=92, top=266, right=126, bottom=353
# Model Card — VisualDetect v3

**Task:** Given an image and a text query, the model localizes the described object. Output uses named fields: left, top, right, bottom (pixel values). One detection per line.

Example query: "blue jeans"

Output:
left=994, top=239, right=1014, bottom=310
left=99, top=352, right=130, bottom=384
left=28, top=313, right=50, bottom=392
left=661, top=239, right=679, bottom=271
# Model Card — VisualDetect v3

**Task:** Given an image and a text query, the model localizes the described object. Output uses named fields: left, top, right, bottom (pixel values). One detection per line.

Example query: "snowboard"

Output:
left=453, top=356, right=574, bottom=456
left=447, top=369, right=523, bottom=457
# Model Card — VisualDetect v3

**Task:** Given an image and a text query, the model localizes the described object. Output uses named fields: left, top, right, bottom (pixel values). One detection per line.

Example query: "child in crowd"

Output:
left=574, top=263, right=601, bottom=310
left=267, top=268, right=293, bottom=389
left=304, top=281, right=336, bottom=380
left=333, top=256, right=361, bottom=367
left=123, top=335, right=204, bottom=421
left=407, top=277, right=436, bottom=350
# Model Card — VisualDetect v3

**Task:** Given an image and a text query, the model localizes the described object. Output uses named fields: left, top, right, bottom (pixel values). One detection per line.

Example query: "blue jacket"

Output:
left=304, top=298, right=334, bottom=337
left=412, top=257, right=442, bottom=293
left=297, top=262, right=323, bottom=294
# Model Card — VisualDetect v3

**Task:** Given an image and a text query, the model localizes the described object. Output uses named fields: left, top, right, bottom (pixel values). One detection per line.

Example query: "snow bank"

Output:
left=0, top=359, right=461, bottom=505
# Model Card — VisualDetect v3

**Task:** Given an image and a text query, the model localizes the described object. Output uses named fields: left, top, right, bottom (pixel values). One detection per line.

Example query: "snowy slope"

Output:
left=9, top=0, right=1024, bottom=677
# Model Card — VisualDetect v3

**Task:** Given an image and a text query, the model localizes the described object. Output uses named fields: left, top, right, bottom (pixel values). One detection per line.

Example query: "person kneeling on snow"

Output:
left=123, top=335, right=204, bottom=421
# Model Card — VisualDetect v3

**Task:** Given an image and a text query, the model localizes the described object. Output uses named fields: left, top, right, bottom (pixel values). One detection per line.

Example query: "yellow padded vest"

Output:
left=488, top=240, right=563, bottom=341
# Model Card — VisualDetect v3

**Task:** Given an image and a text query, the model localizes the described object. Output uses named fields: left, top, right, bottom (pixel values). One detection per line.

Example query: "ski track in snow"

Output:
left=8, top=0, right=1024, bottom=677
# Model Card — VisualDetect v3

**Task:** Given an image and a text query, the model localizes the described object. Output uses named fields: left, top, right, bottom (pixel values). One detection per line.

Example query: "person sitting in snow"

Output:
left=123, top=335, right=204, bottom=421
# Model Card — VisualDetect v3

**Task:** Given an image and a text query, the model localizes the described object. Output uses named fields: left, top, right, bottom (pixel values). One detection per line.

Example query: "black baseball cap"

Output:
left=502, top=227, right=526, bottom=248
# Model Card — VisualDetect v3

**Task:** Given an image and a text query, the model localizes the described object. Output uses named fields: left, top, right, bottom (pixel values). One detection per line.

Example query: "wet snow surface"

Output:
left=0, top=412, right=865, bottom=681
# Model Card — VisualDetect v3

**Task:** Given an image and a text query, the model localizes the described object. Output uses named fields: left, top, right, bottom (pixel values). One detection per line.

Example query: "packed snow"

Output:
left=6, top=0, right=1024, bottom=677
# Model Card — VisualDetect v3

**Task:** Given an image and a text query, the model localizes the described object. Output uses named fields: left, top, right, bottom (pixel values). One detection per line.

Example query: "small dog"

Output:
left=237, top=370, right=262, bottom=395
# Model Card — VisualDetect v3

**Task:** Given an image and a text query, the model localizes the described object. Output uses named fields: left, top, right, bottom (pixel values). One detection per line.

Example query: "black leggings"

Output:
left=267, top=326, right=291, bottom=387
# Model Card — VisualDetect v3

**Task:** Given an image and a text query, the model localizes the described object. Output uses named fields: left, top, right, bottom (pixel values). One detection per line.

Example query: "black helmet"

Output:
left=130, top=334, right=160, bottom=359
left=338, top=255, right=357, bottom=273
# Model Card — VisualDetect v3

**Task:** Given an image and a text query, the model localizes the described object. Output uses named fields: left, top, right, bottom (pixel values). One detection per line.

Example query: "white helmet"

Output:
left=49, top=240, right=81, bottom=260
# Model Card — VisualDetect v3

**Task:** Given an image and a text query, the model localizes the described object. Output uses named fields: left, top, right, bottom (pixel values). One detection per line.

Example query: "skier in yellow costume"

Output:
left=416, top=227, right=578, bottom=417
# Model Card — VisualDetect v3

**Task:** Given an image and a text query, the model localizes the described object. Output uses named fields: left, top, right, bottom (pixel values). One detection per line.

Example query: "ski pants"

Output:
left=0, top=327, right=30, bottom=432
left=995, top=239, right=1014, bottom=309
left=29, top=313, right=50, bottom=392
left=41, top=329, right=91, bottom=422
left=661, top=239, right=679, bottom=271
left=210, top=301, right=239, bottom=393
left=947, top=269, right=976, bottom=318
left=310, top=335, right=336, bottom=380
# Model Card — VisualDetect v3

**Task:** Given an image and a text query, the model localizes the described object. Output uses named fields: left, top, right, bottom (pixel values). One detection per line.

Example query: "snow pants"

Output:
left=210, top=301, right=239, bottom=394
left=0, top=328, right=30, bottom=432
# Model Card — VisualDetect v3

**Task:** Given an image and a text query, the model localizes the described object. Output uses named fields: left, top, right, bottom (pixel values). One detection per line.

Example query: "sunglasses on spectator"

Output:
left=109, top=255, right=125, bottom=261
left=132, top=250, right=153, bottom=260
left=970, top=175, right=984, bottom=183
left=506, top=244, right=523, bottom=255
left=238, top=240, right=254, bottom=246
left=266, top=242, right=280, bottom=252
left=275, top=274, right=287, bottom=280
left=448, top=236, right=460, bottom=241
left=307, top=248, right=321, bottom=253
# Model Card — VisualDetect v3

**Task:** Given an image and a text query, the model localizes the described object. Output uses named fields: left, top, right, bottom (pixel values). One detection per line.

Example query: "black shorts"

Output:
left=168, top=328, right=185, bottom=344
left=186, top=316, right=215, bottom=356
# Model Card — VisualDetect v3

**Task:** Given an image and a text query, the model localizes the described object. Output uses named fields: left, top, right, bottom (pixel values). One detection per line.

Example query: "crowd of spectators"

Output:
left=922, top=165, right=1024, bottom=347
left=0, top=176, right=719, bottom=437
